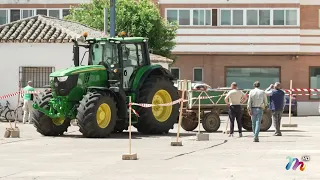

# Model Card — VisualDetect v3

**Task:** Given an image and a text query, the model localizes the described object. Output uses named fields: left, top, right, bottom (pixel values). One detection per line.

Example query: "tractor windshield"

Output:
left=91, top=42, right=118, bottom=66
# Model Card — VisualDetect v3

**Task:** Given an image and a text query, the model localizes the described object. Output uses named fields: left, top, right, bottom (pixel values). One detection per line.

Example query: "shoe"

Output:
left=253, top=137, right=259, bottom=142
left=228, top=134, right=233, bottom=137
left=275, top=133, right=282, bottom=136
left=239, top=133, right=243, bottom=137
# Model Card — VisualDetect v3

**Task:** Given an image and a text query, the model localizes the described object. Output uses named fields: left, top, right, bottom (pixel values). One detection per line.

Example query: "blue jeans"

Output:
left=251, top=107, right=264, bottom=138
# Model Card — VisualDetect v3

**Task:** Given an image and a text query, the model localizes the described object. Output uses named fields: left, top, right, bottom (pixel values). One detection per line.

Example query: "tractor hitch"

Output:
left=32, top=103, right=63, bottom=119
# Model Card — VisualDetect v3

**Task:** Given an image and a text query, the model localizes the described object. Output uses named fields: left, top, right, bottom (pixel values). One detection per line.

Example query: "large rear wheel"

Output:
left=77, top=91, right=118, bottom=138
left=135, top=76, right=179, bottom=134
left=31, top=91, right=70, bottom=136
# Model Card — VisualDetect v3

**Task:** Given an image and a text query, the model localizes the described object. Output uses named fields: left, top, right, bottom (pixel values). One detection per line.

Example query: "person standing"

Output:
left=247, top=81, right=268, bottom=142
left=23, top=81, right=36, bottom=124
left=224, top=82, right=247, bottom=137
left=265, top=82, right=286, bottom=136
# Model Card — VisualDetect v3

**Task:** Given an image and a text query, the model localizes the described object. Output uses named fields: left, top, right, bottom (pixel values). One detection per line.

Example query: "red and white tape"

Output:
left=284, top=88, right=320, bottom=92
left=285, top=94, right=319, bottom=96
left=0, top=90, right=40, bottom=99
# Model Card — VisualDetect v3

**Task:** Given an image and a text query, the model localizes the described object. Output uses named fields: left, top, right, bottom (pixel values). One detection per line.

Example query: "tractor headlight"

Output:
left=57, top=76, right=68, bottom=82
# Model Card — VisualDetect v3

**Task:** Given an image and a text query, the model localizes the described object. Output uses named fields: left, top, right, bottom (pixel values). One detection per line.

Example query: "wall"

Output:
left=170, top=54, right=320, bottom=115
left=0, top=43, right=76, bottom=108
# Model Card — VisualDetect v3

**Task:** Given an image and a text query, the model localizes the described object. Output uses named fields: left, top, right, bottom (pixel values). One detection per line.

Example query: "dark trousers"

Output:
left=228, top=105, right=243, bottom=134
left=272, top=110, right=283, bottom=134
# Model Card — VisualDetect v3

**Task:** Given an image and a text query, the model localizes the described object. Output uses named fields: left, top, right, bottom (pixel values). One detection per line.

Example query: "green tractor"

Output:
left=31, top=34, right=180, bottom=138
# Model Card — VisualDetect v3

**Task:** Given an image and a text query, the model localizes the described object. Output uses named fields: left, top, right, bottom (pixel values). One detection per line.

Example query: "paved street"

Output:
left=0, top=115, right=319, bottom=180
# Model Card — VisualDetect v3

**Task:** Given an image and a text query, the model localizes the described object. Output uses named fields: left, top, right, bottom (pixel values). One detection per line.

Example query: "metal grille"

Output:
left=19, top=66, right=55, bottom=88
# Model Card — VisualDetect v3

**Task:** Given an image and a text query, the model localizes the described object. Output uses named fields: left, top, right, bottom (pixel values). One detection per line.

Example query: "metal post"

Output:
left=288, top=80, right=293, bottom=124
left=104, top=8, right=108, bottom=35
left=110, top=0, right=116, bottom=37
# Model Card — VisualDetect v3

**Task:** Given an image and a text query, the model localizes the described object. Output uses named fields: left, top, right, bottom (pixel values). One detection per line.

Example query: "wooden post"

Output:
left=282, top=80, right=298, bottom=127
left=288, top=80, right=292, bottom=124
left=171, top=79, right=186, bottom=146
left=198, top=93, right=201, bottom=134
left=122, top=96, right=138, bottom=160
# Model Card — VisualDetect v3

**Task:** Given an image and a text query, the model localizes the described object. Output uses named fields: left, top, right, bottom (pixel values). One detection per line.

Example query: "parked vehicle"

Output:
left=174, top=81, right=212, bottom=90
left=284, top=95, right=298, bottom=116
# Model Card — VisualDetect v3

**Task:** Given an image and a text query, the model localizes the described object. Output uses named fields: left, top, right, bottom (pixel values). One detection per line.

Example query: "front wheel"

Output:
left=77, top=91, right=118, bottom=138
left=31, top=91, right=70, bottom=136
left=242, top=109, right=272, bottom=132
left=5, top=110, right=15, bottom=122
left=181, top=112, right=198, bottom=131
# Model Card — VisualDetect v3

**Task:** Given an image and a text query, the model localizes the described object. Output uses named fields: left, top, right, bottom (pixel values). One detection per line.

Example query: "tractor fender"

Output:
left=87, top=86, right=127, bottom=119
left=130, top=65, right=175, bottom=102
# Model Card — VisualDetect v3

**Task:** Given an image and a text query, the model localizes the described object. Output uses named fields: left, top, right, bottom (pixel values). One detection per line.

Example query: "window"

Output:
left=259, top=10, right=270, bottom=25
left=226, top=67, right=280, bottom=89
left=233, top=10, right=243, bottom=25
left=193, top=9, right=211, bottom=25
left=19, top=66, right=55, bottom=88
left=273, top=10, right=285, bottom=25
left=193, top=68, right=203, bottom=82
left=10, top=9, right=20, bottom=22
left=0, top=10, right=8, bottom=25
left=170, top=68, right=180, bottom=79
left=221, top=9, right=231, bottom=25
left=286, top=10, right=297, bottom=25
left=48, top=10, right=60, bottom=18
left=247, top=10, right=258, bottom=25
left=310, top=67, right=320, bottom=99
left=36, top=9, right=47, bottom=16
left=179, top=10, right=190, bottom=25
left=166, top=10, right=178, bottom=23
left=22, top=10, right=34, bottom=19
left=62, top=9, right=70, bottom=17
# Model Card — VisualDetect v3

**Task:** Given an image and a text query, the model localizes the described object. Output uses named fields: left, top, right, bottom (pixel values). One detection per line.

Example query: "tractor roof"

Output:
left=86, top=37, right=148, bottom=43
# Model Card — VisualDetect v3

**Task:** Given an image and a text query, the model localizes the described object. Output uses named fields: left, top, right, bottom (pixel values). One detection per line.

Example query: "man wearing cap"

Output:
left=23, top=81, right=36, bottom=124
left=265, top=82, right=286, bottom=136
left=247, top=81, right=268, bottom=142
left=224, top=82, right=247, bottom=137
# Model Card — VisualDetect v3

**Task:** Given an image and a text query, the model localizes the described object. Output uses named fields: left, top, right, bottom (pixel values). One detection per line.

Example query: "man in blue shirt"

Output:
left=265, top=82, right=286, bottom=136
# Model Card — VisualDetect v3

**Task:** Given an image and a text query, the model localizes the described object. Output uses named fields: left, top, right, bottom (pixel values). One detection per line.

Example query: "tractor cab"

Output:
left=74, top=33, right=151, bottom=91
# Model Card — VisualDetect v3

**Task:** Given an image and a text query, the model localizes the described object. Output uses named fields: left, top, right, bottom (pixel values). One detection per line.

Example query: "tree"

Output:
left=65, top=0, right=178, bottom=59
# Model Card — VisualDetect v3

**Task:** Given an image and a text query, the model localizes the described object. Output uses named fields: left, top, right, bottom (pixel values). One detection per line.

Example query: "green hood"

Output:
left=50, top=65, right=106, bottom=77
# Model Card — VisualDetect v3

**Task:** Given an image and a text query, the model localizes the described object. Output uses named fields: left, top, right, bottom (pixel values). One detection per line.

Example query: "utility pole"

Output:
left=104, top=8, right=108, bottom=35
left=110, top=0, right=116, bottom=37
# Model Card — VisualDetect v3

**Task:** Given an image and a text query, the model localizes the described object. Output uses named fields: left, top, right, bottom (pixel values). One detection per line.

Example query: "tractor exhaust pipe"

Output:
left=72, top=40, right=80, bottom=66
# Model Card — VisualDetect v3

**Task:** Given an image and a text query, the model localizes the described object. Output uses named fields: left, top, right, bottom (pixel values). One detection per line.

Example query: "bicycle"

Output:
left=0, top=101, right=15, bottom=122
left=14, top=101, right=24, bottom=122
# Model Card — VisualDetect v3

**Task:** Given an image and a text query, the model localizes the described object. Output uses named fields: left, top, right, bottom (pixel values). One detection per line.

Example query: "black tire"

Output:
left=260, top=110, right=272, bottom=131
left=241, top=109, right=272, bottom=132
left=242, top=111, right=252, bottom=131
left=181, top=113, right=198, bottom=131
left=293, top=111, right=298, bottom=117
left=134, top=76, right=179, bottom=134
left=5, top=110, right=15, bottom=122
left=202, top=112, right=221, bottom=132
left=31, top=91, right=71, bottom=136
left=77, top=91, right=118, bottom=138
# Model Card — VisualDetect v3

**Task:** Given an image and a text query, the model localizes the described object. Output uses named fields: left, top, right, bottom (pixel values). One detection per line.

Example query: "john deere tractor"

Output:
left=31, top=34, right=179, bottom=138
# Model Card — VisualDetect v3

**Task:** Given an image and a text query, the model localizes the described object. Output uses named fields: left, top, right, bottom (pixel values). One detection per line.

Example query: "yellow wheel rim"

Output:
left=96, top=103, right=111, bottom=128
left=52, top=117, right=65, bottom=126
left=152, top=90, right=172, bottom=122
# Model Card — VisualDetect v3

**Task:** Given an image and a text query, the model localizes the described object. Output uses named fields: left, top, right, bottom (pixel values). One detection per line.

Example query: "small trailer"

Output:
left=177, top=80, right=272, bottom=133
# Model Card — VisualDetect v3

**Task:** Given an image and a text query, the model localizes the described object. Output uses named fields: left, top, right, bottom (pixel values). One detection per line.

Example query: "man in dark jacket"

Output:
left=265, top=82, right=286, bottom=136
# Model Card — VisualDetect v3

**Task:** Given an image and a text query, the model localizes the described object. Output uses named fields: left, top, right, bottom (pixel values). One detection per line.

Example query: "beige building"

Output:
left=154, top=0, right=320, bottom=115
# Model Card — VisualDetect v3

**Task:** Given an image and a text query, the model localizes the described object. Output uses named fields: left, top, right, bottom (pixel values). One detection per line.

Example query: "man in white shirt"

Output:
left=224, top=82, right=247, bottom=137
left=247, top=81, right=268, bottom=142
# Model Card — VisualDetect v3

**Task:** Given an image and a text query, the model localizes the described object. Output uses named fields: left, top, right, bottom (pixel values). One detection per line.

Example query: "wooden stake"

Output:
left=282, top=80, right=298, bottom=127
left=171, top=79, right=186, bottom=146
left=122, top=96, right=137, bottom=160
left=198, top=92, right=201, bottom=134
left=288, top=80, right=292, bottom=124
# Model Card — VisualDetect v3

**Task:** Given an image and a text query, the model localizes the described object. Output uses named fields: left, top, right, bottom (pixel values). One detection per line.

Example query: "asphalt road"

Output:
left=0, top=115, right=319, bottom=180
